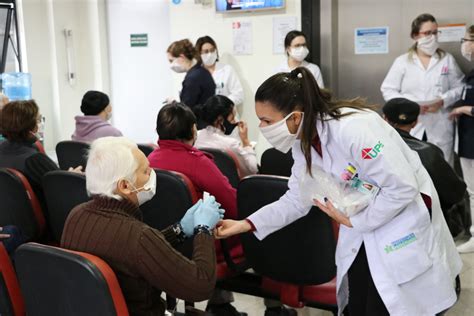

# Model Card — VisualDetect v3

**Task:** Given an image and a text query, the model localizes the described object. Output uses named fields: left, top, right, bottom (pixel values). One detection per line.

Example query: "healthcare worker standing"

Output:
left=217, top=67, right=462, bottom=315
left=195, top=36, right=244, bottom=109
left=275, top=30, right=324, bottom=88
left=381, top=13, right=464, bottom=166
left=451, top=24, right=474, bottom=253
left=167, top=39, right=216, bottom=109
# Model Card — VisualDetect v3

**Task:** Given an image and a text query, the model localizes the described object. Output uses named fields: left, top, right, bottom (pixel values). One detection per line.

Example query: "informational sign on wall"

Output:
left=233, top=21, right=252, bottom=55
left=130, top=33, right=148, bottom=47
left=273, top=16, right=297, bottom=54
left=354, top=27, right=389, bottom=54
left=438, top=24, right=466, bottom=43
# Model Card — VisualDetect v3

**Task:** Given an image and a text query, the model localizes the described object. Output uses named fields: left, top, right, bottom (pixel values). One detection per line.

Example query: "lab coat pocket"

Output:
left=375, top=214, right=433, bottom=285
left=436, top=72, right=450, bottom=93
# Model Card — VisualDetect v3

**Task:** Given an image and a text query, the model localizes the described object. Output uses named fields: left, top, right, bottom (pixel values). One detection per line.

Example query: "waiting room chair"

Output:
left=0, top=168, right=46, bottom=241
left=218, top=175, right=338, bottom=313
left=0, top=243, right=25, bottom=316
left=15, top=243, right=129, bottom=316
left=42, top=170, right=90, bottom=243
left=137, top=143, right=156, bottom=157
left=200, top=147, right=241, bottom=189
left=141, top=169, right=199, bottom=309
left=259, top=148, right=294, bottom=177
left=141, top=169, right=199, bottom=258
left=55, top=141, right=90, bottom=170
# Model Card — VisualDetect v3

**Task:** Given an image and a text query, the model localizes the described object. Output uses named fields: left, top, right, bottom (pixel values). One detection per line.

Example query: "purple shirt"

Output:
left=71, top=115, right=122, bottom=143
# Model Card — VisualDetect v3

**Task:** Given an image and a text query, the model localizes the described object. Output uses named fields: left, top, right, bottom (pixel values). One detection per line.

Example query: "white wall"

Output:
left=106, top=0, right=171, bottom=144
left=168, top=0, right=301, bottom=157
left=21, top=0, right=301, bottom=154
left=21, top=0, right=109, bottom=151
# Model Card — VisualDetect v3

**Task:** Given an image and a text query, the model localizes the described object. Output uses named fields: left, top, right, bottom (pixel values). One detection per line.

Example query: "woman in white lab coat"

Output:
left=195, top=36, right=244, bottom=109
left=381, top=13, right=464, bottom=166
left=217, top=67, right=462, bottom=315
left=275, top=30, right=324, bottom=88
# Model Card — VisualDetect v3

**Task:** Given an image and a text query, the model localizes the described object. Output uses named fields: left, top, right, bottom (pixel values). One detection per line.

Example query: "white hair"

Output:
left=86, top=136, right=139, bottom=199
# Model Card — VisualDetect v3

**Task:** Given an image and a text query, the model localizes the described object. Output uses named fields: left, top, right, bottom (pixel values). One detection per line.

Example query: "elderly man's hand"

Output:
left=193, top=196, right=225, bottom=230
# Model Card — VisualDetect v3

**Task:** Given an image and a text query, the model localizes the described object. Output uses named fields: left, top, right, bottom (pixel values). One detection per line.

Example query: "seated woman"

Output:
left=194, top=95, right=258, bottom=177
left=148, top=102, right=246, bottom=316
left=72, top=90, right=122, bottom=142
left=0, top=100, right=82, bottom=224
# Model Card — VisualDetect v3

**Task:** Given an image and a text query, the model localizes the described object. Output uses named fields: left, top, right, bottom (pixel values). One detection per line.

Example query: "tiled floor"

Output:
left=177, top=241, right=474, bottom=316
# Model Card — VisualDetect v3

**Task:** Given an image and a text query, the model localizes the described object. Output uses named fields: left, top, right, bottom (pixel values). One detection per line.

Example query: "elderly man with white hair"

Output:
left=61, top=136, right=223, bottom=316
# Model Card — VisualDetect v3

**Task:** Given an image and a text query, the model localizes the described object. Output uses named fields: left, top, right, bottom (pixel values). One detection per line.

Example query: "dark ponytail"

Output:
left=255, top=67, right=376, bottom=174
left=194, top=95, right=234, bottom=129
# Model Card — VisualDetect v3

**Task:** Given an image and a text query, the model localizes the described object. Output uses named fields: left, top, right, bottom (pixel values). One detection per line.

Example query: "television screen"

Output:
left=215, top=0, right=285, bottom=13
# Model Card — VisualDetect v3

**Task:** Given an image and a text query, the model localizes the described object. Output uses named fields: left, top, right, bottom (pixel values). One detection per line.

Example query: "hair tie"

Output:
left=297, top=72, right=303, bottom=79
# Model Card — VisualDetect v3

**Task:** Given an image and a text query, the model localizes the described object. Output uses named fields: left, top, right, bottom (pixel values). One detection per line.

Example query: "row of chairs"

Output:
left=55, top=140, right=295, bottom=187
left=0, top=165, right=338, bottom=315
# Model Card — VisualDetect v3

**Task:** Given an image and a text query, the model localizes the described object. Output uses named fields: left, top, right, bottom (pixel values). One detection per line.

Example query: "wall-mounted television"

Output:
left=215, top=0, right=285, bottom=13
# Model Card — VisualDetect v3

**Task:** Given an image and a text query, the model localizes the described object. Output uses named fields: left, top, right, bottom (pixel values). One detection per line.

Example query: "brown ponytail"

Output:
left=255, top=67, right=376, bottom=175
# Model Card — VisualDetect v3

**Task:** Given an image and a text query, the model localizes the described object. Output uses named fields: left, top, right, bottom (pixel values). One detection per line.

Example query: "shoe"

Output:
left=205, top=303, right=248, bottom=316
left=457, top=237, right=474, bottom=253
left=264, top=306, right=297, bottom=316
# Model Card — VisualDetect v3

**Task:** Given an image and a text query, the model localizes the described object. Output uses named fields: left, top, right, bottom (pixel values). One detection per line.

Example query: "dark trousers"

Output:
left=347, top=244, right=389, bottom=316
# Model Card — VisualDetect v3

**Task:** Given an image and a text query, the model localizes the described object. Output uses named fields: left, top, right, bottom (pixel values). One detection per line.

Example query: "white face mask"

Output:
left=289, top=46, right=309, bottom=62
left=461, top=41, right=472, bottom=62
left=259, top=112, right=304, bottom=153
left=105, top=111, right=112, bottom=121
left=130, top=169, right=156, bottom=205
left=201, top=51, right=218, bottom=66
left=417, top=35, right=439, bottom=56
left=170, top=59, right=187, bottom=73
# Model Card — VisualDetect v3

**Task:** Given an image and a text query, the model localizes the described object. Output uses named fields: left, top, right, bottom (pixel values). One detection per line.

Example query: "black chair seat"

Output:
left=238, top=175, right=336, bottom=285
left=15, top=243, right=129, bottom=316
left=141, top=169, right=197, bottom=258
left=56, top=141, right=90, bottom=170
left=42, top=170, right=90, bottom=242
left=199, top=147, right=240, bottom=189
left=0, top=168, right=45, bottom=241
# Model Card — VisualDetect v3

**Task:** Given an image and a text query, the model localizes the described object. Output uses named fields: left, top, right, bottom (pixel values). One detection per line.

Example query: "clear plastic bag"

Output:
left=298, top=165, right=379, bottom=217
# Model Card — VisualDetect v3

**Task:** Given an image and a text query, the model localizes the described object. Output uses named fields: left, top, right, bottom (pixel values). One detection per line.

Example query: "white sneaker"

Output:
left=457, top=238, right=474, bottom=253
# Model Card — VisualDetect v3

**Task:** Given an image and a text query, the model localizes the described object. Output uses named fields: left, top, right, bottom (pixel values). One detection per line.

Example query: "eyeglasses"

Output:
left=291, top=43, right=307, bottom=48
left=36, top=115, right=45, bottom=124
left=201, top=48, right=216, bottom=54
left=418, top=30, right=441, bottom=36
left=461, top=38, right=474, bottom=43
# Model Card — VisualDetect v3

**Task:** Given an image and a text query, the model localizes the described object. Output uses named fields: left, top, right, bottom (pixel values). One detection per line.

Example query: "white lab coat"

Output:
left=212, top=62, right=244, bottom=107
left=248, top=109, right=462, bottom=315
left=275, top=60, right=325, bottom=89
left=381, top=52, right=465, bottom=165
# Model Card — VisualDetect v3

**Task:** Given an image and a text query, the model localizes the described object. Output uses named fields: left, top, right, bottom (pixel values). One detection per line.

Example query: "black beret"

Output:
left=80, top=90, right=110, bottom=115
left=382, top=98, right=420, bottom=125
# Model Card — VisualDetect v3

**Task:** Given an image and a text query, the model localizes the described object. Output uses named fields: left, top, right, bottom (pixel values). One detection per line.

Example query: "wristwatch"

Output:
left=194, top=225, right=213, bottom=236
left=471, top=106, right=474, bottom=116
left=172, top=222, right=187, bottom=243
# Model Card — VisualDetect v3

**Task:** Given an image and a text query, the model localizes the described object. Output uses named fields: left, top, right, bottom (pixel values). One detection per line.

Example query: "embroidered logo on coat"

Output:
left=384, top=233, right=417, bottom=254
left=361, top=141, right=384, bottom=160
